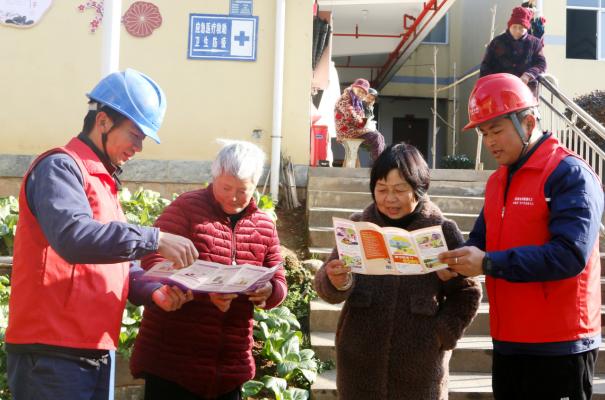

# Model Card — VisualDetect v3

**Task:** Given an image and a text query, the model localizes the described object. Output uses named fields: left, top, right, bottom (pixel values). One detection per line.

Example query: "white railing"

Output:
left=537, top=74, right=605, bottom=185
left=473, top=75, right=605, bottom=184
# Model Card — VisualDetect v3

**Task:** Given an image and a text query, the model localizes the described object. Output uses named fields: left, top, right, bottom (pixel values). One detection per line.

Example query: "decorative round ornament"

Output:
left=122, top=1, right=161, bottom=37
left=0, top=0, right=53, bottom=28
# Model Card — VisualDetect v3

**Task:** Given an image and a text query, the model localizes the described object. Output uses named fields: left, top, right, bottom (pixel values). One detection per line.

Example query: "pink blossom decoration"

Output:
left=122, top=1, right=162, bottom=38
left=77, top=0, right=104, bottom=33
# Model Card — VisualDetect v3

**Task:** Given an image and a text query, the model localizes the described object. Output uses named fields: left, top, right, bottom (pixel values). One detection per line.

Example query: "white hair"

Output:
left=211, top=139, right=266, bottom=185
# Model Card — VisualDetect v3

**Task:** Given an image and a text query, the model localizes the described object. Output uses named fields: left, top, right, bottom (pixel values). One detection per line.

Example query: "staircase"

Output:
left=306, top=166, right=605, bottom=399
left=307, top=167, right=490, bottom=259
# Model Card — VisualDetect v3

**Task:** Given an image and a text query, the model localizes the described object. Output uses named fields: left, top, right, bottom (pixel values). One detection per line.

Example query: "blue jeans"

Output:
left=7, top=352, right=111, bottom=400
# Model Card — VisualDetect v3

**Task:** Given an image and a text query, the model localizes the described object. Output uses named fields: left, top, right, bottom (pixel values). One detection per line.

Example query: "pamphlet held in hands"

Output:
left=333, top=217, right=449, bottom=275
left=140, top=260, right=280, bottom=293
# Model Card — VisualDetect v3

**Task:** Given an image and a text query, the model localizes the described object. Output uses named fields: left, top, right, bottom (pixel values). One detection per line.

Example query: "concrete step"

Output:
left=311, top=331, right=337, bottom=362
left=307, top=176, right=370, bottom=192
left=465, top=304, right=491, bottom=336
left=313, top=332, right=495, bottom=373
left=308, top=167, right=493, bottom=182
left=308, top=227, right=336, bottom=249
left=307, top=177, right=487, bottom=196
left=308, top=247, right=332, bottom=261
left=311, top=332, right=605, bottom=374
left=311, top=368, right=337, bottom=400
left=311, top=369, right=605, bottom=400
left=307, top=192, right=485, bottom=216
left=308, top=167, right=370, bottom=179
left=429, top=181, right=486, bottom=196
left=310, top=300, right=491, bottom=334
left=311, top=299, right=605, bottom=337
left=430, top=195, right=485, bottom=214
left=442, top=212, right=479, bottom=232
left=310, top=299, right=343, bottom=332
left=307, top=190, right=372, bottom=210
left=311, top=273, right=605, bottom=312
left=308, top=207, right=478, bottom=232
left=308, top=207, right=363, bottom=227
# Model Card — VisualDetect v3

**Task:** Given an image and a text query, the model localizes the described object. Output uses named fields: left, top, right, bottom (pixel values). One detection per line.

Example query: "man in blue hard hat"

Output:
left=5, top=69, right=199, bottom=399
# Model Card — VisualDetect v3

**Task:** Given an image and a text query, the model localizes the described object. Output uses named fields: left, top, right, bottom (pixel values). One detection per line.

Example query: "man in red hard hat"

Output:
left=439, top=73, right=603, bottom=399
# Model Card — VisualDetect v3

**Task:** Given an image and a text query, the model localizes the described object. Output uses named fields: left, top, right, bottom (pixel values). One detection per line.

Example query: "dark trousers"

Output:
left=144, top=374, right=241, bottom=400
left=7, top=352, right=110, bottom=400
left=492, top=349, right=598, bottom=400
left=358, top=130, right=385, bottom=161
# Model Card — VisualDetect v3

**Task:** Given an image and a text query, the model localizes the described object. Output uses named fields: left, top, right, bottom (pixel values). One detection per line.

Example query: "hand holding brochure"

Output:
left=333, top=217, right=449, bottom=275
left=140, top=260, right=280, bottom=293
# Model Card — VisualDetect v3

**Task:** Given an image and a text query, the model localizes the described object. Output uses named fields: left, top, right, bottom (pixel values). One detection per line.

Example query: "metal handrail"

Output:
left=537, top=73, right=605, bottom=185
left=537, top=75, right=605, bottom=140
left=473, top=74, right=605, bottom=185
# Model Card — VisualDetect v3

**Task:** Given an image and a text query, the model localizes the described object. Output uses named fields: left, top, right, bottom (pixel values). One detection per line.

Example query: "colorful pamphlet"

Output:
left=140, top=260, right=280, bottom=293
left=333, top=217, right=449, bottom=275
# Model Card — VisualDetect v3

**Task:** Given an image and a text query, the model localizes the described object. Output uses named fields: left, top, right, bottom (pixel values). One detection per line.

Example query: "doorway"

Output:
left=392, top=115, right=429, bottom=160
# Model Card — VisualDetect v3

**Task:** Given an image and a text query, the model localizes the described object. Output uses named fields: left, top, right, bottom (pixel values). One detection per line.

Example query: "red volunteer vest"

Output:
left=6, top=137, right=129, bottom=350
left=484, top=135, right=601, bottom=343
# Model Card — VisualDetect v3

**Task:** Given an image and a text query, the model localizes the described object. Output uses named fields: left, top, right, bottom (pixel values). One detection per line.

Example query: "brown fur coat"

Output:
left=314, top=201, right=482, bottom=400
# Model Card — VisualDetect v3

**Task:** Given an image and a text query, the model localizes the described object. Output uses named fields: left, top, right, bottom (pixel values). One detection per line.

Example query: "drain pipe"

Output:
left=101, top=0, right=121, bottom=76
left=100, top=2, right=121, bottom=399
left=270, top=0, right=286, bottom=203
left=536, top=0, right=543, bottom=15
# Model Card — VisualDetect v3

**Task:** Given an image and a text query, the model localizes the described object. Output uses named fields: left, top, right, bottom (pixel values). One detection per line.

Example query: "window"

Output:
left=422, top=14, right=448, bottom=44
left=567, top=0, right=598, bottom=6
left=566, top=0, right=605, bottom=59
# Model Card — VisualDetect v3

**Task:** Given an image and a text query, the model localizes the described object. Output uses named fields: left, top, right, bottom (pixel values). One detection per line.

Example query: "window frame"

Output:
left=422, top=13, right=449, bottom=45
left=566, top=2, right=604, bottom=60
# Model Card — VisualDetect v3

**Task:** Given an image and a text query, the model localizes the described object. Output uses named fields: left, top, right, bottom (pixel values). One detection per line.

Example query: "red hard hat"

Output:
left=464, top=73, right=538, bottom=130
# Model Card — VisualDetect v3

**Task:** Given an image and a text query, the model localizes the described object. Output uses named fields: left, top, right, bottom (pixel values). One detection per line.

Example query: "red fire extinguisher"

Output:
left=310, top=124, right=329, bottom=167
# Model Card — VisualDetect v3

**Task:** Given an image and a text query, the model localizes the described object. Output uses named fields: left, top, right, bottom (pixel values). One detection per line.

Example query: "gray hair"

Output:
left=211, top=139, right=266, bottom=185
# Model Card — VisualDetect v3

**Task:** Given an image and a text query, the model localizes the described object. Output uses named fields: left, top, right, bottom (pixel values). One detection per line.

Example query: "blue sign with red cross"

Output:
left=188, top=14, right=258, bottom=61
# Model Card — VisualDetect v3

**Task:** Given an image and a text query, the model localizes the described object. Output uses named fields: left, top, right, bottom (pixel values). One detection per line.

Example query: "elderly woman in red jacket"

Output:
left=129, top=140, right=287, bottom=400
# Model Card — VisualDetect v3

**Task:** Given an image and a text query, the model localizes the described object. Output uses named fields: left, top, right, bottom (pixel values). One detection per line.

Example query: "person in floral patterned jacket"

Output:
left=334, top=78, right=385, bottom=161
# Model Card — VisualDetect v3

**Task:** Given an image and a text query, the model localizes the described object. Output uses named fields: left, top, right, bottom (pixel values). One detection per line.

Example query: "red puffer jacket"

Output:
left=130, top=185, right=286, bottom=398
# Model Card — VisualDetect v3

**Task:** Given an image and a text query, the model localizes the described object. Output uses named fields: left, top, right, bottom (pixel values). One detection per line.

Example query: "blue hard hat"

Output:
left=87, top=69, right=166, bottom=143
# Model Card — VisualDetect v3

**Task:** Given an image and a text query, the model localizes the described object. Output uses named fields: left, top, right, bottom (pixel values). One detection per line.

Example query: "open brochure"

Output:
left=333, top=217, right=449, bottom=275
left=139, top=260, right=280, bottom=293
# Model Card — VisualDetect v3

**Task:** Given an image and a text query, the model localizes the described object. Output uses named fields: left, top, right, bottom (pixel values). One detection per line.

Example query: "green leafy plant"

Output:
left=441, top=154, right=473, bottom=169
left=116, top=188, right=172, bottom=356
left=118, top=302, right=144, bottom=358
left=243, top=307, right=319, bottom=400
left=281, top=255, right=317, bottom=336
left=570, top=90, right=605, bottom=150
left=0, top=197, right=18, bottom=256
left=255, top=191, right=277, bottom=222
left=118, top=187, right=171, bottom=227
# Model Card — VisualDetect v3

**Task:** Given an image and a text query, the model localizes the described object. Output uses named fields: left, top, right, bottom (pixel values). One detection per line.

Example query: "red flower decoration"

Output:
left=122, top=1, right=162, bottom=37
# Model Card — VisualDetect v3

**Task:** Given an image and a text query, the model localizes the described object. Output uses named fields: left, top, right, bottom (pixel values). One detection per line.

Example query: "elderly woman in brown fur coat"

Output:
left=314, top=143, right=481, bottom=400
